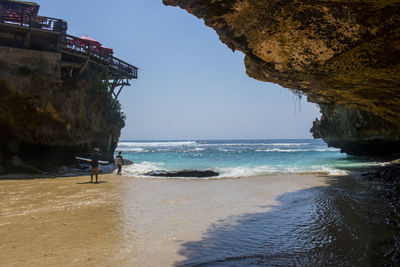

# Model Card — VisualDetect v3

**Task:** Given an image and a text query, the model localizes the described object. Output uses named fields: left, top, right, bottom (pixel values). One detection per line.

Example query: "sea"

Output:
left=115, top=139, right=379, bottom=178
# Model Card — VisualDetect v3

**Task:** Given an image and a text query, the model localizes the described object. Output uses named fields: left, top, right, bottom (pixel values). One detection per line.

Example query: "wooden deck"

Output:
left=0, top=7, right=138, bottom=98
left=60, top=34, right=138, bottom=80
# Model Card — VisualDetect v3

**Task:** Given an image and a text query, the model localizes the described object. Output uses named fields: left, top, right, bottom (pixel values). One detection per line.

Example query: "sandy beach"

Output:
left=0, top=172, right=391, bottom=266
left=0, top=173, right=326, bottom=266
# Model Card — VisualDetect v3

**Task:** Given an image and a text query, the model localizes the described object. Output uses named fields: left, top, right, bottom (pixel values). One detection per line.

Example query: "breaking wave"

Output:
left=123, top=161, right=162, bottom=176
left=217, top=166, right=348, bottom=178
left=255, top=148, right=340, bottom=153
left=121, top=163, right=347, bottom=179
left=116, top=139, right=373, bottom=179
left=118, top=141, right=197, bottom=147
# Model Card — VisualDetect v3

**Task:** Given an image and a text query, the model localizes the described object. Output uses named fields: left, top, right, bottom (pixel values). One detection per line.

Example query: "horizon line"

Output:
left=119, top=138, right=321, bottom=142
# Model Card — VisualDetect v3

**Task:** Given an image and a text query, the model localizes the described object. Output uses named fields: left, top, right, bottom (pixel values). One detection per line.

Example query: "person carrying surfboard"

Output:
left=90, top=148, right=100, bottom=183
left=115, top=151, right=124, bottom=175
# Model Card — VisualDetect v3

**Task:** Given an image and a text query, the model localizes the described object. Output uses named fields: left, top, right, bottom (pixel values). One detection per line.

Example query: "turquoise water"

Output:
left=116, top=139, right=378, bottom=177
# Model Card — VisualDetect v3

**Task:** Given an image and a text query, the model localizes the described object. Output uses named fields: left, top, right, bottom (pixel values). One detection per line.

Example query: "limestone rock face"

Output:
left=163, top=0, right=400, bottom=156
left=0, top=46, right=124, bottom=172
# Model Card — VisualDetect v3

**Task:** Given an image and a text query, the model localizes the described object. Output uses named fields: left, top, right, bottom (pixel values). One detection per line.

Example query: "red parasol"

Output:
left=79, top=35, right=101, bottom=45
left=79, top=35, right=113, bottom=54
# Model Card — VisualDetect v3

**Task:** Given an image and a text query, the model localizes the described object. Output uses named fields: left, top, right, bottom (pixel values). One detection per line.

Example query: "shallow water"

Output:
left=0, top=173, right=395, bottom=266
left=172, top=177, right=393, bottom=266
left=116, top=174, right=393, bottom=266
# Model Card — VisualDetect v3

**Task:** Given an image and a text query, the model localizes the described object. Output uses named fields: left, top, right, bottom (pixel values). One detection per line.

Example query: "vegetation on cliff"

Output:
left=0, top=46, right=125, bottom=173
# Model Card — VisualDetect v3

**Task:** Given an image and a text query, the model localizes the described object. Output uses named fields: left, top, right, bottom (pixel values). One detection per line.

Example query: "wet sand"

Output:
left=0, top=173, right=390, bottom=266
left=0, top=174, right=125, bottom=266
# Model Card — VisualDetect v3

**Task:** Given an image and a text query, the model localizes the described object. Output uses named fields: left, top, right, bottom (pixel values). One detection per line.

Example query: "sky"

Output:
left=36, top=0, right=321, bottom=140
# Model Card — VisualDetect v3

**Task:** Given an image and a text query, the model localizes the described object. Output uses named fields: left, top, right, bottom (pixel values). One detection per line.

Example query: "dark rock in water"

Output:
left=145, top=170, right=219, bottom=178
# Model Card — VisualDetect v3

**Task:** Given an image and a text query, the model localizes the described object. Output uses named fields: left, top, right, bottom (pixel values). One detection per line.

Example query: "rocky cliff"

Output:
left=0, top=46, right=125, bottom=173
left=163, top=0, right=400, bottom=156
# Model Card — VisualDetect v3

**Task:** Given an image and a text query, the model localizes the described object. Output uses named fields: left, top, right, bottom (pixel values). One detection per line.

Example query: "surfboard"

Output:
left=113, top=158, right=133, bottom=165
left=122, top=159, right=133, bottom=165
left=75, top=157, right=109, bottom=164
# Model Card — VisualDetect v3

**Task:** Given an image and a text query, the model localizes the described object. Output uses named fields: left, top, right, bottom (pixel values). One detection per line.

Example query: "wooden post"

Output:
left=114, top=85, right=125, bottom=99
left=24, top=30, right=30, bottom=48
left=109, top=78, right=119, bottom=95
left=78, top=58, right=89, bottom=76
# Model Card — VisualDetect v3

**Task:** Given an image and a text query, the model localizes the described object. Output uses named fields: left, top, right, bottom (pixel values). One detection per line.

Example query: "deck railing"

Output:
left=0, top=7, right=137, bottom=79
left=61, top=34, right=138, bottom=79
left=0, top=13, right=67, bottom=33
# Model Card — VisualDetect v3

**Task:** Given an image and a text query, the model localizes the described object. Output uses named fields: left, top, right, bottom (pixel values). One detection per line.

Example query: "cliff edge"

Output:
left=0, top=46, right=125, bottom=173
left=163, top=0, right=400, bottom=156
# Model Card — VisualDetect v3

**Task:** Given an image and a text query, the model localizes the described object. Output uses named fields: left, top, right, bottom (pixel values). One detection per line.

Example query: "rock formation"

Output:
left=163, top=0, right=400, bottom=156
left=0, top=46, right=125, bottom=173
left=146, top=170, right=219, bottom=178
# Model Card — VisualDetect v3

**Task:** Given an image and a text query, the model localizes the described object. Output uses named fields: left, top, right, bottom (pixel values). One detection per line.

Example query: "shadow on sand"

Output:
left=0, top=168, right=115, bottom=180
left=175, top=175, right=395, bottom=266
left=76, top=181, right=109, bottom=185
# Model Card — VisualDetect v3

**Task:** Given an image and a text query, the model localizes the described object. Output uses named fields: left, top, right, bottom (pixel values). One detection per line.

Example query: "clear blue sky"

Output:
left=36, top=0, right=320, bottom=140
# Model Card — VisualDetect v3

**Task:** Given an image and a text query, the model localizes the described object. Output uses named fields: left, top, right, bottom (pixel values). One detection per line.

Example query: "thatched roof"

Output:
left=6, top=0, right=38, bottom=7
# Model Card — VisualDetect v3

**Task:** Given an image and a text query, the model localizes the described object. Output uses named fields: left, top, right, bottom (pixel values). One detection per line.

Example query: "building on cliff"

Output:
left=0, top=0, right=139, bottom=173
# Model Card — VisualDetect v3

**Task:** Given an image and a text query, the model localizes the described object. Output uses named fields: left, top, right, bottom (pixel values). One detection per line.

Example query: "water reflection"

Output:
left=175, top=177, right=394, bottom=266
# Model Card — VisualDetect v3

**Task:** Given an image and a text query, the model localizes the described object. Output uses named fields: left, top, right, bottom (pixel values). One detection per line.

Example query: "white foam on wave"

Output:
left=116, top=147, right=177, bottom=153
left=217, top=165, right=348, bottom=178
left=116, top=146, right=339, bottom=154
left=326, top=169, right=348, bottom=176
left=118, top=141, right=313, bottom=149
left=256, top=148, right=301, bottom=152
left=217, top=148, right=231, bottom=152
left=118, top=141, right=197, bottom=147
left=266, top=143, right=311, bottom=146
left=312, top=148, right=341, bottom=152
left=203, top=143, right=264, bottom=147
left=146, top=148, right=171, bottom=152
left=199, top=142, right=311, bottom=147
left=117, top=141, right=337, bottom=154
left=116, top=147, right=208, bottom=154
left=115, top=147, right=145, bottom=152
left=120, top=162, right=348, bottom=179
left=286, top=165, right=348, bottom=176
left=122, top=161, right=163, bottom=176
left=177, top=147, right=207, bottom=153
left=255, top=148, right=340, bottom=153
left=217, top=166, right=278, bottom=178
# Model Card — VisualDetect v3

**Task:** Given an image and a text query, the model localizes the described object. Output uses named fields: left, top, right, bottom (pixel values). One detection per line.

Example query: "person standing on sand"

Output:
left=90, top=148, right=100, bottom=183
left=115, top=151, right=124, bottom=175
